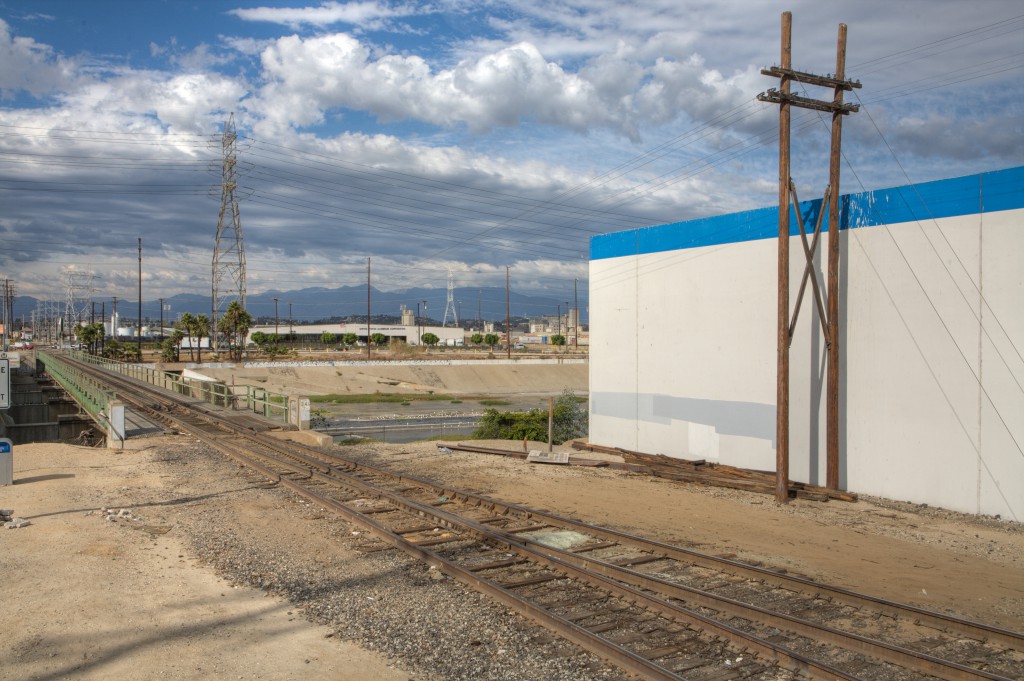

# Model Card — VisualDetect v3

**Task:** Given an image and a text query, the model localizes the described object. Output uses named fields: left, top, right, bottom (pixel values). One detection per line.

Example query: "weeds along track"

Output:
left=66, top=357, right=1024, bottom=681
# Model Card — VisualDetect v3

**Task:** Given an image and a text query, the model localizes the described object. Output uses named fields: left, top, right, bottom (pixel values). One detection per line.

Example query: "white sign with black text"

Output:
left=0, top=356, right=9, bottom=409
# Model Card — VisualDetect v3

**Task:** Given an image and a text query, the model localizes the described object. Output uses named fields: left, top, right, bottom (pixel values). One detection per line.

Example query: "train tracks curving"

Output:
left=58, top=356, right=1024, bottom=681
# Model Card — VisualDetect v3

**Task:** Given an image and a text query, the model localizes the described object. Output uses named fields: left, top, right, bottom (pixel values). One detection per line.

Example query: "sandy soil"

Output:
left=0, top=441, right=412, bottom=681
left=2, top=433, right=1022, bottom=679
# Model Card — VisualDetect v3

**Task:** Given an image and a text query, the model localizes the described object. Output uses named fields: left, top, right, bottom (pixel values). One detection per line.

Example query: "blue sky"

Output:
left=0, top=0, right=1021, bottom=318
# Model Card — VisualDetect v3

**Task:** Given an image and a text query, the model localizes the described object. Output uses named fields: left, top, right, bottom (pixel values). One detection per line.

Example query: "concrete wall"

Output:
left=590, top=166, right=1023, bottom=519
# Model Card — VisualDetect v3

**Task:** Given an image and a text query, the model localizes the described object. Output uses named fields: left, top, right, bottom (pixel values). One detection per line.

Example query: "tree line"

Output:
left=74, top=300, right=253, bottom=362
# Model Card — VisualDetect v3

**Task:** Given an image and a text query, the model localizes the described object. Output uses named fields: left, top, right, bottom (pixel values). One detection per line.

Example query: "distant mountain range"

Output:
left=11, top=285, right=587, bottom=327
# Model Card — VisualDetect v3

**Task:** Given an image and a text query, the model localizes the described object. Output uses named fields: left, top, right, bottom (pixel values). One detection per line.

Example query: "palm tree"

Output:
left=218, top=301, right=253, bottom=360
left=194, top=314, right=210, bottom=363
left=178, top=312, right=196, bottom=361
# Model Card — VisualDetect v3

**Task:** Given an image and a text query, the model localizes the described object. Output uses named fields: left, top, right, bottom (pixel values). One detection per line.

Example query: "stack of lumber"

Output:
left=437, top=442, right=633, bottom=469
left=571, top=441, right=856, bottom=502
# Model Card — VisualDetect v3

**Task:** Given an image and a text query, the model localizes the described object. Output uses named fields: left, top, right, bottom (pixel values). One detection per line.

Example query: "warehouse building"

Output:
left=589, top=166, right=1023, bottom=519
left=246, top=323, right=465, bottom=347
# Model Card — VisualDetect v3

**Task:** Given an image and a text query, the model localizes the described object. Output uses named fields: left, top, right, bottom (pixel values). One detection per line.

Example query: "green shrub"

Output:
left=472, top=389, right=587, bottom=444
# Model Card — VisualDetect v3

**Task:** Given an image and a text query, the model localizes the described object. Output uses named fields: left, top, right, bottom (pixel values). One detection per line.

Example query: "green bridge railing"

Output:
left=69, top=352, right=289, bottom=424
left=37, top=351, right=114, bottom=423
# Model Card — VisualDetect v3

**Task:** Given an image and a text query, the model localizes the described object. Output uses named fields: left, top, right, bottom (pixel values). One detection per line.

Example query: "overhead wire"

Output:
left=849, top=89, right=1024, bottom=386
left=1, top=14, right=1020, bottom=301
left=801, top=89, right=1024, bottom=500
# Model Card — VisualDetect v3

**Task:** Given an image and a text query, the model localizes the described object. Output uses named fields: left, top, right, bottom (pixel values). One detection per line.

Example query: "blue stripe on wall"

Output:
left=591, top=165, right=1024, bottom=261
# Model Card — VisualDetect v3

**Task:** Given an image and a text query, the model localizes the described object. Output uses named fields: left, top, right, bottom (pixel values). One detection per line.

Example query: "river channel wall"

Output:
left=188, top=359, right=589, bottom=397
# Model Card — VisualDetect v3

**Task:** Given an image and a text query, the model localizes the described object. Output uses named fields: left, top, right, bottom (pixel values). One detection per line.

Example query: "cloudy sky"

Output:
left=1, top=0, right=1021, bottom=319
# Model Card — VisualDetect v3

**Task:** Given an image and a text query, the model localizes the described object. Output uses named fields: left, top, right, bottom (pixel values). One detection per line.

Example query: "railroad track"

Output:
left=56, top=356, right=1024, bottom=681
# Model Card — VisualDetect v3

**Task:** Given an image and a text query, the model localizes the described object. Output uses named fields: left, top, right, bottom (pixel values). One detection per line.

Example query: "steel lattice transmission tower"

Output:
left=442, top=268, right=458, bottom=327
left=60, top=267, right=96, bottom=342
left=212, top=112, right=246, bottom=352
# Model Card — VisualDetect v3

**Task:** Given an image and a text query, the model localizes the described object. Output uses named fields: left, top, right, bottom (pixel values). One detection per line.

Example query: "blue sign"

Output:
left=0, top=439, right=11, bottom=454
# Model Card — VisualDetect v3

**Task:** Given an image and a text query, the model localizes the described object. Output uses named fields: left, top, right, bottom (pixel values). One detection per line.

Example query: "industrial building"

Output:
left=589, top=166, right=1023, bottom=519
left=246, top=322, right=465, bottom=347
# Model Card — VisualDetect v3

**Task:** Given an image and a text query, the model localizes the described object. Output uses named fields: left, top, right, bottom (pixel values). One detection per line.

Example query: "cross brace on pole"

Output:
left=758, top=12, right=859, bottom=502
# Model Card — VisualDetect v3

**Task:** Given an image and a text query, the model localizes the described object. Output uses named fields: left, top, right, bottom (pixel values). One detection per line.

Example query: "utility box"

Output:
left=288, top=396, right=311, bottom=430
left=107, top=401, right=125, bottom=448
left=0, top=438, right=13, bottom=485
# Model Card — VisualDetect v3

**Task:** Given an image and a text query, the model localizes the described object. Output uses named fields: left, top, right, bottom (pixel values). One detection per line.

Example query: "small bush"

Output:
left=472, top=389, right=588, bottom=444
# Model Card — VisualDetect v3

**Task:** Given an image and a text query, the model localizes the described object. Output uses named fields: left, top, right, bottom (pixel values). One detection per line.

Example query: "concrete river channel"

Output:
left=316, top=395, right=560, bottom=444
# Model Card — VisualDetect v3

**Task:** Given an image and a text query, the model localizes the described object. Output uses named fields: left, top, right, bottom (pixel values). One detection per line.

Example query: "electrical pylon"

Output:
left=212, top=112, right=246, bottom=352
left=60, top=267, right=96, bottom=342
left=442, top=268, right=458, bottom=327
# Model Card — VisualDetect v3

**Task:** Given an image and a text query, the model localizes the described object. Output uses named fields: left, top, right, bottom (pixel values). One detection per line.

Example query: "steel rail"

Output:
left=76, top=367, right=846, bottom=680
left=224, top=433, right=1015, bottom=681
left=207, top=433, right=856, bottom=681
left=71, top=384, right=701, bottom=680
left=274, top=435, right=1024, bottom=652
left=163, top=418, right=698, bottom=679
left=535, top=542, right=1014, bottom=681
left=62, top=357, right=1024, bottom=679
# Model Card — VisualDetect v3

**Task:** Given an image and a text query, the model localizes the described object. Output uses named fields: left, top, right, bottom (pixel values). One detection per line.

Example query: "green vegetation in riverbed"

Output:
left=311, top=393, right=519, bottom=405
left=472, top=389, right=588, bottom=444
left=311, top=393, right=452, bottom=404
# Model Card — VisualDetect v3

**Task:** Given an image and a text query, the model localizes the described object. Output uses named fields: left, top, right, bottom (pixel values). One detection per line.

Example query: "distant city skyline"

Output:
left=7, top=283, right=590, bottom=329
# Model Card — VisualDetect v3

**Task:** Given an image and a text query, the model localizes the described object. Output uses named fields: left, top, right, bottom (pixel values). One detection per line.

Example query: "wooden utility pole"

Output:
left=758, top=12, right=860, bottom=502
left=574, top=277, right=579, bottom=350
left=826, top=24, right=849, bottom=491
left=366, top=257, right=371, bottom=359
left=138, top=238, right=143, bottom=357
left=505, top=266, right=511, bottom=360
left=775, top=12, right=792, bottom=505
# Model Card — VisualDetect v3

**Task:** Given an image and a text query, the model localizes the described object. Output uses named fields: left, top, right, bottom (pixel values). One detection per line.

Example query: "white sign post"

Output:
left=0, top=357, right=10, bottom=409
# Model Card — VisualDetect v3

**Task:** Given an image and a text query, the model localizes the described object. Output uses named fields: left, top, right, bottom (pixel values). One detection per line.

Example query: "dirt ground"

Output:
left=2, top=431, right=1022, bottom=680
left=0, top=440, right=412, bottom=681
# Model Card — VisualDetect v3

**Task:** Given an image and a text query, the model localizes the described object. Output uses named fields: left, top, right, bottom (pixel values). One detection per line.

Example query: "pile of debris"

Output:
left=573, top=442, right=857, bottom=502
left=435, top=441, right=856, bottom=502
left=2, top=508, right=31, bottom=529
left=86, top=507, right=140, bottom=522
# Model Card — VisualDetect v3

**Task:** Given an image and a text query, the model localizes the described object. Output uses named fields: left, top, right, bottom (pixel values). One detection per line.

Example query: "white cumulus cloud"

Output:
left=0, top=18, right=79, bottom=98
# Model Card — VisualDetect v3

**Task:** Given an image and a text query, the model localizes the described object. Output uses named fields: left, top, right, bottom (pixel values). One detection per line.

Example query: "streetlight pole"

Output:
left=574, top=278, right=579, bottom=350
left=565, top=301, right=569, bottom=352
left=288, top=301, right=293, bottom=338
left=273, top=297, right=279, bottom=337
left=505, top=266, right=511, bottom=359
left=137, top=237, right=143, bottom=357
left=366, top=257, right=371, bottom=359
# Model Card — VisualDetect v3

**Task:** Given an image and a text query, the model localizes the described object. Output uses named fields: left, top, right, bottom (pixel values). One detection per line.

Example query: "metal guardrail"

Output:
left=67, top=351, right=290, bottom=424
left=36, top=351, right=114, bottom=421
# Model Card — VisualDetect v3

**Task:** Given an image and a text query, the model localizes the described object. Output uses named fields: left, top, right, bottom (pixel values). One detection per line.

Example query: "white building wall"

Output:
left=590, top=167, right=1023, bottom=519
left=247, top=323, right=463, bottom=346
